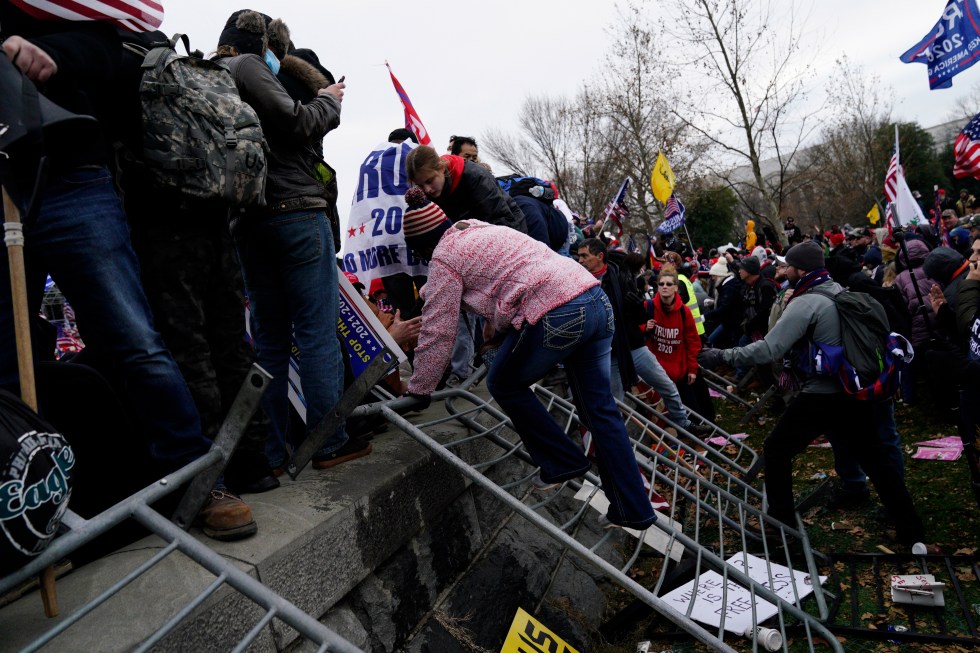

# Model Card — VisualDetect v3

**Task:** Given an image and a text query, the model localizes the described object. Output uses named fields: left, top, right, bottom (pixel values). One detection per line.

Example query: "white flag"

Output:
left=891, top=168, right=927, bottom=227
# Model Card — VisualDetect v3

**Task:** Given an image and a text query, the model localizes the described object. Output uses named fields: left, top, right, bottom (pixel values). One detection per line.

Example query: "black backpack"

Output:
left=138, top=34, right=268, bottom=207
left=496, top=174, right=558, bottom=201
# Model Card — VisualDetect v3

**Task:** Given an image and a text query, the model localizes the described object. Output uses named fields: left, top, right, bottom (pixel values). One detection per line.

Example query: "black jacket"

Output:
left=741, top=275, right=778, bottom=337
left=225, top=54, right=341, bottom=215
left=600, top=254, right=646, bottom=387
left=705, top=276, right=743, bottom=334
left=435, top=160, right=528, bottom=233
left=0, top=5, right=122, bottom=187
left=513, top=196, right=566, bottom=251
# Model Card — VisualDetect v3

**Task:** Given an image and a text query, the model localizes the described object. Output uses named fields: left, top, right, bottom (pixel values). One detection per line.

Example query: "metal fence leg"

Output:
left=287, top=351, right=393, bottom=479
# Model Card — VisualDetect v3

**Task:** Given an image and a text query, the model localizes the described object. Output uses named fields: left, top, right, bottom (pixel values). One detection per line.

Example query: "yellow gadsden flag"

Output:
left=651, top=152, right=675, bottom=204
left=867, top=203, right=881, bottom=225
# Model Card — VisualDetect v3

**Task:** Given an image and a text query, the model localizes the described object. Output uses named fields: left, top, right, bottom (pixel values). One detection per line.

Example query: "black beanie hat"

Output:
left=785, top=241, right=825, bottom=271
left=740, top=255, right=761, bottom=276
left=218, top=10, right=268, bottom=56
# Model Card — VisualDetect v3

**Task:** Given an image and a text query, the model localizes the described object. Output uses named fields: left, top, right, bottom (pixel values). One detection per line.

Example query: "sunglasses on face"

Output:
left=658, top=281, right=675, bottom=287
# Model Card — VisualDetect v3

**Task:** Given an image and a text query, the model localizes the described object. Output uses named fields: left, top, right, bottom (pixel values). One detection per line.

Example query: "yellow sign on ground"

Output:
left=499, top=607, right=580, bottom=653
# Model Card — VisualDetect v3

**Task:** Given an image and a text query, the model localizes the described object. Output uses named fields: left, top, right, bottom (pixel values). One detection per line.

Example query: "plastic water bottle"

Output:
left=529, top=185, right=544, bottom=198
left=744, top=625, right=782, bottom=651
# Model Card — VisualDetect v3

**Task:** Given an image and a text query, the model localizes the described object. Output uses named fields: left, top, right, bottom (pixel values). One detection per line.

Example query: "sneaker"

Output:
left=597, top=514, right=623, bottom=530
left=312, top=437, right=373, bottom=470
left=684, top=422, right=713, bottom=437
left=196, top=489, right=257, bottom=541
left=826, top=487, right=871, bottom=510
left=445, top=374, right=463, bottom=388
left=530, top=471, right=561, bottom=492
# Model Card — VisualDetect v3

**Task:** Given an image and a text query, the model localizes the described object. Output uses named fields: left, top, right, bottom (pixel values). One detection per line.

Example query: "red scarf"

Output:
left=441, top=154, right=466, bottom=193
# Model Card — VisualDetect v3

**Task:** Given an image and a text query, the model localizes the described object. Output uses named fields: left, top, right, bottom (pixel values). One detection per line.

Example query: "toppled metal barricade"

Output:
left=354, top=372, right=841, bottom=653
left=0, top=365, right=365, bottom=653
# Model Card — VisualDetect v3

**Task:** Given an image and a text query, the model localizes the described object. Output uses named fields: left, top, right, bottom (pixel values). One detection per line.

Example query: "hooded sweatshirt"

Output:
left=642, top=293, right=700, bottom=382
left=894, top=238, right=938, bottom=346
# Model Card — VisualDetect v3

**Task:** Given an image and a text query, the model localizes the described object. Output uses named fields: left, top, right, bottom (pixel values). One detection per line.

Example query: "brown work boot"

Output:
left=197, top=489, right=257, bottom=541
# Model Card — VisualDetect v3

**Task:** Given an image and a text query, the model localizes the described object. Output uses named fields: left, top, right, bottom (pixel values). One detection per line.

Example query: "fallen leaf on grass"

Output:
left=954, top=547, right=976, bottom=556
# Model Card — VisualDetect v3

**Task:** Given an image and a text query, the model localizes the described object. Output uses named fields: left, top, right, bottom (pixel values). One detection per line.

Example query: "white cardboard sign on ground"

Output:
left=660, top=553, right=826, bottom=633
left=572, top=481, right=683, bottom=562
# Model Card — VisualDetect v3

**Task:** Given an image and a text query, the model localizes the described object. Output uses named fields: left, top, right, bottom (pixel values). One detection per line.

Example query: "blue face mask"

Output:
left=264, top=50, right=280, bottom=75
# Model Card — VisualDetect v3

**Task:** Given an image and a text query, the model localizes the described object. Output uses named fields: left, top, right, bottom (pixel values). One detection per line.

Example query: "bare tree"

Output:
left=800, top=56, right=893, bottom=226
left=659, top=0, right=821, bottom=243
left=599, top=3, right=709, bottom=234
left=481, top=91, right=621, bottom=218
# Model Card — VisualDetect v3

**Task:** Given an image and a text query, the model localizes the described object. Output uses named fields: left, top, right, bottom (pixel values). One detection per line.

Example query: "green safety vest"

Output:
left=678, top=274, right=705, bottom=335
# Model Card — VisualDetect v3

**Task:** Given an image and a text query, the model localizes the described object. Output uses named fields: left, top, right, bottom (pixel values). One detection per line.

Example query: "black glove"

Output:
left=404, top=392, right=431, bottom=411
left=698, top=348, right=726, bottom=370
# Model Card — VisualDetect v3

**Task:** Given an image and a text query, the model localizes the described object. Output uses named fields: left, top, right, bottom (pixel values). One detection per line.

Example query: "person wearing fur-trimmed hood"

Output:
left=216, top=10, right=369, bottom=474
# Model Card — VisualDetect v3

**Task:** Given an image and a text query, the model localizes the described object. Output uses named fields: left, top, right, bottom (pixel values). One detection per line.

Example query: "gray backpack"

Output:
left=139, top=34, right=267, bottom=207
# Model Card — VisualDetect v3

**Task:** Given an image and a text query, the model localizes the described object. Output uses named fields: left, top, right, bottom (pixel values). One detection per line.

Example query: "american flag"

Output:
left=10, top=0, right=163, bottom=32
left=656, top=193, right=686, bottom=233
left=884, top=144, right=900, bottom=226
left=386, top=62, right=431, bottom=146
left=603, top=177, right=630, bottom=237
left=954, top=112, right=980, bottom=180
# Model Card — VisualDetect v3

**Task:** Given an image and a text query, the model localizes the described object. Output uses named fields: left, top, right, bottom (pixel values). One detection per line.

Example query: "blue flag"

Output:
left=900, top=0, right=980, bottom=90
left=656, top=193, right=686, bottom=233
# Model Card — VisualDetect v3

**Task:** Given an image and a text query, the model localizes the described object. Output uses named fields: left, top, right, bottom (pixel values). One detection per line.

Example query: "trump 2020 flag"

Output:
left=954, top=112, right=980, bottom=178
left=341, top=141, right=430, bottom=290
left=656, top=193, right=686, bottom=233
left=386, top=62, right=431, bottom=146
left=900, top=0, right=980, bottom=90
left=10, top=0, right=163, bottom=32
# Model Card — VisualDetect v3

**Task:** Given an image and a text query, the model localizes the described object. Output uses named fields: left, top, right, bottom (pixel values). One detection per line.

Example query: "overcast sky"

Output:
left=160, top=0, right=979, bottom=214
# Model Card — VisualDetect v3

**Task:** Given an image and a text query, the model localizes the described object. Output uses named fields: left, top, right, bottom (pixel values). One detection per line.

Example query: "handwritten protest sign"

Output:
left=660, top=553, right=826, bottom=634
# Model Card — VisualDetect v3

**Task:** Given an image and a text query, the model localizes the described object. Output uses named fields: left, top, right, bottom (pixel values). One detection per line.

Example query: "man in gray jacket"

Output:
left=699, top=241, right=926, bottom=545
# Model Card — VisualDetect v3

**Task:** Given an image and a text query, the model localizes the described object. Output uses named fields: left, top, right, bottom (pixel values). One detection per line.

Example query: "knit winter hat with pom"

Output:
left=403, top=187, right=452, bottom=252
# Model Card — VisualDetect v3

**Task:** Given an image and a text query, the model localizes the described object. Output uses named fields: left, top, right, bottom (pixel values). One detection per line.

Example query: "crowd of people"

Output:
left=2, top=3, right=979, bottom=553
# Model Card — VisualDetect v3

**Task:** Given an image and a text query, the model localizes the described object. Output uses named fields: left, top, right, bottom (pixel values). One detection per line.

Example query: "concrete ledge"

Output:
left=0, top=398, right=500, bottom=653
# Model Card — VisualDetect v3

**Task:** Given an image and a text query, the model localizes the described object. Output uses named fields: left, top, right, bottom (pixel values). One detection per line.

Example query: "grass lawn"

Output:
left=592, top=389, right=980, bottom=653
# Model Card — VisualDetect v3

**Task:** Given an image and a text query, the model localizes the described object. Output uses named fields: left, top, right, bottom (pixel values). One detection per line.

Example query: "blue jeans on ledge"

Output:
left=232, top=209, right=345, bottom=468
left=0, top=167, right=210, bottom=472
left=486, top=286, right=656, bottom=529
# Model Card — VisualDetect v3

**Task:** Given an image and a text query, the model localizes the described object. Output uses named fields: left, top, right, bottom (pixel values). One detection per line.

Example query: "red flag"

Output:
left=385, top=62, right=431, bottom=146
left=10, top=0, right=164, bottom=32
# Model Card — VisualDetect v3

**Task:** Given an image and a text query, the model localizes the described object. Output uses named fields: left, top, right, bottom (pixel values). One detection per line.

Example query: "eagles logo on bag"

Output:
left=0, top=390, right=74, bottom=576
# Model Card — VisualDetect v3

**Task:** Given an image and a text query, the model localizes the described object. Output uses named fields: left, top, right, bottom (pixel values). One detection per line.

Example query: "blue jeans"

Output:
left=486, top=286, right=656, bottom=529
left=829, top=398, right=904, bottom=492
left=450, top=311, right=477, bottom=379
left=610, top=347, right=691, bottom=427
left=232, top=209, right=345, bottom=468
left=0, top=167, right=210, bottom=471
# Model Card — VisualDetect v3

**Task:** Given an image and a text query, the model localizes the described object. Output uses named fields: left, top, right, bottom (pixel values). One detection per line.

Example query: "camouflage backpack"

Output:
left=139, top=34, right=267, bottom=207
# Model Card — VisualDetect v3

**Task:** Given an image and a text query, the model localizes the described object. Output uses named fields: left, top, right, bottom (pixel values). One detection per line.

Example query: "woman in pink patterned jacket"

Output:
left=401, top=187, right=656, bottom=530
